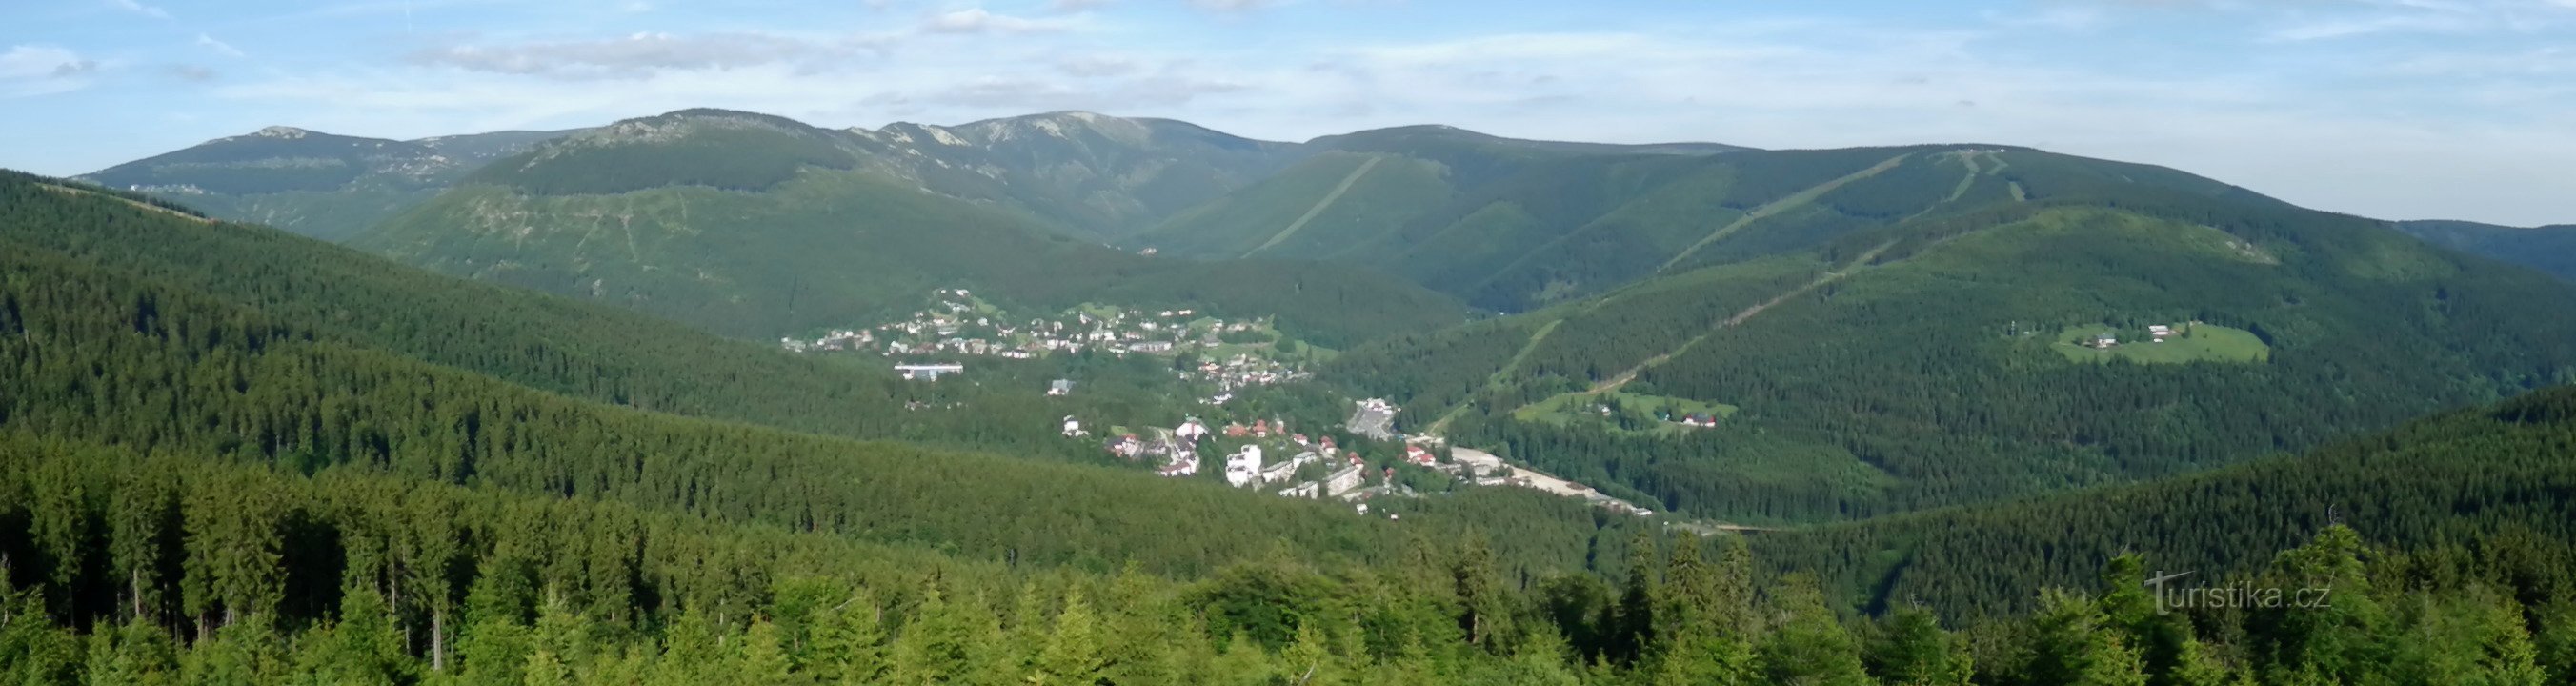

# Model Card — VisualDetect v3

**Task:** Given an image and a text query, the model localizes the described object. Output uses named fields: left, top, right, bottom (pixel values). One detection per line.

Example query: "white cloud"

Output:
left=105, top=0, right=171, bottom=19
left=2261, top=0, right=2576, bottom=39
left=1, top=46, right=99, bottom=97
left=1190, top=0, right=1275, bottom=11
left=1057, top=54, right=1138, bottom=77
left=920, top=8, right=1065, bottom=34
left=195, top=34, right=247, bottom=58
left=2269, top=12, right=2471, bottom=39
left=409, top=31, right=888, bottom=80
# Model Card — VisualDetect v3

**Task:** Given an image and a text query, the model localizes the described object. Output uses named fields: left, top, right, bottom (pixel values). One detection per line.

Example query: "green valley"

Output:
left=21, top=98, right=2576, bottom=686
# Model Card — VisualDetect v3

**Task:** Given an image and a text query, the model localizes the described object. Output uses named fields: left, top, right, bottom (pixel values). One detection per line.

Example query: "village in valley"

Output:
left=1066, top=400, right=1656, bottom=518
left=780, top=289, right=1318, bottom=400
left=776, top=289, right=1660, bottom=518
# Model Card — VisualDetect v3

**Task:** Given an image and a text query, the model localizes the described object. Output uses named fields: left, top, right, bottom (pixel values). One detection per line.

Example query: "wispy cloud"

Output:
left=2264, top=0, right=2576, bottom=39
left=105, top=0, right=171, bottom=19
left=920, top=8, right=1066, bottom=34
left=1190, top=0, right=1276, bottom=12
left=408, top=31, right=887, bottom=80
left=195, top=34, right=247, bottom=58
left=1057, top=54, right=1139, bottom=77
left=167, top=64, right=218, bottom=82
left=1, top=45, right=99, bottom=97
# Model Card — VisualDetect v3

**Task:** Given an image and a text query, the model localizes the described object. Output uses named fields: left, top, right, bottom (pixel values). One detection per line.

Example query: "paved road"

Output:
left=1450, top=446, right=1640, bottom=505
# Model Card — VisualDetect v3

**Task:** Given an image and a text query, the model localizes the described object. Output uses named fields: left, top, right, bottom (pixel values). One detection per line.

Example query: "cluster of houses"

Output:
left=1194, top=354, right=1313, bottom=404
left=2082, top=322, right=2189, bottom=350
left=1077, top=413, right=1460, bottom=510
left=778, top=289, right=1271, bottom=359
left=1073, top=407, right=1660, bottom=518
left=780, top=290, right=1316, bottom=395
left=1592, top=402, right=1720, bottom=429
left=1219, top=428, right=1396, bottom=503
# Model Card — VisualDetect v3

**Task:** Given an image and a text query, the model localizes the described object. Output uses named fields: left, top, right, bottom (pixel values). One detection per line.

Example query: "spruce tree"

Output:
left=1032, top=588, right=1106, bottom=685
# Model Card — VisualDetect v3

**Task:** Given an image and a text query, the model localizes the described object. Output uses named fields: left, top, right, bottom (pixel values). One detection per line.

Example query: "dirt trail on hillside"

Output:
left=1426, top=318, right=1563, bottom=434
left=1654, top=153, right=1910, bottom=275
left=1590, top=239, right=1900, bottom=393
left=1245, top=155, right=1383, bottom=257
left=40, top=184, right=214, bottom=224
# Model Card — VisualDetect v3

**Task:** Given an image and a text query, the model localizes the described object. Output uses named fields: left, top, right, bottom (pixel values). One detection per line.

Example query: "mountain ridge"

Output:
left=1322, top=173, right=2576, bottom=524
left=2394, top=218, right=2576, bottom=281
left=352, top=113, right=1475, bottom=346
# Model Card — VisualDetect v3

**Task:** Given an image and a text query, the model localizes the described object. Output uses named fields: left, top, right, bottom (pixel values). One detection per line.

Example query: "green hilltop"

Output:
left=82, top=109, right=1311, bottom=246
left=1133, top=134, right=2290, bottom=312
left=78, top=126, right=575, bottom=241
left=352, top=110, right=1469, bottom=348
left=1325, top=172, right=2576, bottom=524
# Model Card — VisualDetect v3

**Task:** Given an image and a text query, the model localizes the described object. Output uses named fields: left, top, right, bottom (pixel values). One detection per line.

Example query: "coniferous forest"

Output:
left=7, top=135, right=2576, bottom=686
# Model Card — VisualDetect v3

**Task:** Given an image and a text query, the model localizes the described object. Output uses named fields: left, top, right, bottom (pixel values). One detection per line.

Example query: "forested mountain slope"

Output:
left=1325, top=179, right=2576, bottom=523
left=2396, top=219, right=2576, bottom=281
left=1137, top=135, right=2274, bottom=312
left=1758, top=382, right=2576, bottom=619
left=353, top=110, right=1467, bottom=345
left=6, top=423, right=2574, bottom=685
left=0, top=174, right=1634, bottom=579
left=6, top=174, right=2576, bottom=686
left=845, top=111, right=1309, bottom=239
left=77, top=127, right=574, bottom=241
left=0, top=170, right=1179, bottom=458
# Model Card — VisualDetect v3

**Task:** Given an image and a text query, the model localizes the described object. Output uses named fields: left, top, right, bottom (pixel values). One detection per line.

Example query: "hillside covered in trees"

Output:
left=76, top=127, right=574, bottom=242
left=5, top=297, right=2576, bottom=680
left=2395, top=219, right=2576, bottom=283
left=25, top=107, right=2576, bottom=686
left=352, top=111, right=1469, bottom=347
left=1323, top=167, right=2576, bottom=524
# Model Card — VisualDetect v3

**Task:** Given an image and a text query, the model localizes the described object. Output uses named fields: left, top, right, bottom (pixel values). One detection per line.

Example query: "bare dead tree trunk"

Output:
left=431, top=607, right=447, bottom=672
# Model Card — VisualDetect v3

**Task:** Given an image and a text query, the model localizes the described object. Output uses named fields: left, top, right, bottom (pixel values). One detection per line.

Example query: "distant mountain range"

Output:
left=81, top=126, right=576, bottom=241
left=343, top=109, right=1472, bottom=344
left=81, top=111, right=1745, bottom=249
left=74, top=109, right=2576, bottom=530
left=22, top=154, right=2576, bottom=686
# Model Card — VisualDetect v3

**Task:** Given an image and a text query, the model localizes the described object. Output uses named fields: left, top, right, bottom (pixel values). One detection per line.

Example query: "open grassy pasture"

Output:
left=2052, top=322, right=2270, bottom=364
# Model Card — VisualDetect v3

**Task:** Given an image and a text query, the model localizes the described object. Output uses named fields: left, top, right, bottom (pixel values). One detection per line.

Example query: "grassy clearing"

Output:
left=1514, top=390, right=1740, bottom=435
left=2051, top=322, right=2270, bottom=364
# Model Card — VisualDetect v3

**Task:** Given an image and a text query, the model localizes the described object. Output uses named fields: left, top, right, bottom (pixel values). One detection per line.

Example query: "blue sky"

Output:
left=6, top=0, right=2573, bottom=225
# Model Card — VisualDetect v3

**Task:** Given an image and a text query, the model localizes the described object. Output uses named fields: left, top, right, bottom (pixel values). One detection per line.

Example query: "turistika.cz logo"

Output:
left=2144, top=571, right=2332, bottom=615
